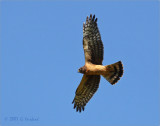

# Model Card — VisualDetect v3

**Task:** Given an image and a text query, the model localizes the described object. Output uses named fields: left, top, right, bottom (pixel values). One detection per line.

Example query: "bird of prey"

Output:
left=72, top=14, right=123, bottom=112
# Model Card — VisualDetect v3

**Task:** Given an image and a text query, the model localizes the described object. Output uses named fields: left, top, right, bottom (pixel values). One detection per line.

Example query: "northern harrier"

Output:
left=72, top=14, right=123, bottom=112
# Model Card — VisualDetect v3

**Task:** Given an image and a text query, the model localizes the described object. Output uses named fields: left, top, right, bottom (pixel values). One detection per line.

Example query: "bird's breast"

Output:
left=85, top=63, right=106, bottom=75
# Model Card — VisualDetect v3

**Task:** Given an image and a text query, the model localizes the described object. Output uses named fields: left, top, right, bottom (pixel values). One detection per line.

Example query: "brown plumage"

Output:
left=72, top=14, right=124, bottom=112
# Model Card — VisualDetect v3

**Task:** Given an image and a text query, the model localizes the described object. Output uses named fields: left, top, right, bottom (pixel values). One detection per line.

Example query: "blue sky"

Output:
left=1, top=1, right=159, bottom=126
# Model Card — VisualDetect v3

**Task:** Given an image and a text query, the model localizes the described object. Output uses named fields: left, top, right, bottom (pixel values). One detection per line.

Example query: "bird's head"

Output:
left=78, top=66, right=87, bottom=74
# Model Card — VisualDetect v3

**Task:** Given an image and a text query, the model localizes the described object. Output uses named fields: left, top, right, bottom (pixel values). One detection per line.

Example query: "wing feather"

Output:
left=83, top=14, right=104, bottom=65
left=72, top=75, right=100, bottom=112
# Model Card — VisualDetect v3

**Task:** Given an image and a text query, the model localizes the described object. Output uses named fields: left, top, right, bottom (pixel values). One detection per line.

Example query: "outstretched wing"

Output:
left=83, top=14, right=104, bottom=65
left=72, top=75, right=100, bottom=112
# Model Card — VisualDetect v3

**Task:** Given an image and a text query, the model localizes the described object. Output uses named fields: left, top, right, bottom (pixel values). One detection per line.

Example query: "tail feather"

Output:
left=102, top=61, right=123, bottom=85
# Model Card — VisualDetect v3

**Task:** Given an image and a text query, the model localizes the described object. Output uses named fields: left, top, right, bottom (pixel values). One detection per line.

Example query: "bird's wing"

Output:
left=83, top=14, right=104, bottom=65
left=72, top=75, right=100, bottom=112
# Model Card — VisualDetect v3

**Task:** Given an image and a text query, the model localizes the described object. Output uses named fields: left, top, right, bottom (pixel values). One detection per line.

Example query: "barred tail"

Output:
left=102, top=61, right=123, bottom=85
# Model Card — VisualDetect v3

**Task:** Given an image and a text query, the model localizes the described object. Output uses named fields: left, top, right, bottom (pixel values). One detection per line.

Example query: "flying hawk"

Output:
left=72, top=14, right=123, bottom=112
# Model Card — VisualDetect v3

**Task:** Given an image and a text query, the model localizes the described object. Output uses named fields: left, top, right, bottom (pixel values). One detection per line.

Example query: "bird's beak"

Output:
left=78, top=70, right=80, bottom=73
